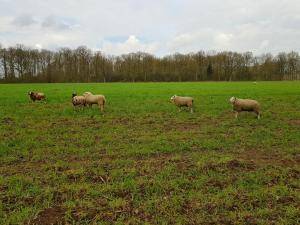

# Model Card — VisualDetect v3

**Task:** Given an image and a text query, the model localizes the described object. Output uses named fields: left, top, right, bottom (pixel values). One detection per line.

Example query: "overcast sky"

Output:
left=0, top=0, right=300, bottom=55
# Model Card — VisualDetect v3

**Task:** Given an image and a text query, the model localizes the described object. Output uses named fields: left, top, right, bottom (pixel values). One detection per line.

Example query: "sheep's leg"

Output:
left=235, top=111, right=239, bottom=119
left=256, top=111, right=261, bottom=119
left=178, top=107, right=182, bottom=112
left=100, top=104, right=104, bottom=112
left=190, top=107, right=194, bottom=113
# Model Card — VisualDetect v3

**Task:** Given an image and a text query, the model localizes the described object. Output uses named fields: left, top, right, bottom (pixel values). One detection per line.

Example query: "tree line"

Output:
left=0, top=44, right=299, bottom=83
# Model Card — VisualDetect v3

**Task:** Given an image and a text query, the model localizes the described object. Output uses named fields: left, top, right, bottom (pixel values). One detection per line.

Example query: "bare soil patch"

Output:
left=1, top=117, right=15, bottom=125
left=289, top=119, right=300, bottom=126
left=163, top=121, right=201, bottom=132
left=31, top=206, right=65, bottom=225
left=237, top=149, right=299, bottom=167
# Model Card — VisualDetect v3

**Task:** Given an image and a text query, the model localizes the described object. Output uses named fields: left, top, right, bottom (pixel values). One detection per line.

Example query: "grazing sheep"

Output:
left=83, top=92, right=106, bottom=112
left=170, top=95, right=194, bottom=113
left=28, top=91, right=45, bottom=102
left=71, top=92, right=86, bottom=108
left=229, top=96, right=261, bottom=119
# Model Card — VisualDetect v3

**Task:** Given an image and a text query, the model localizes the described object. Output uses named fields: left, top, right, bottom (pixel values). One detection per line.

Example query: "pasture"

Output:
left=0, top=82, right=299, bottom=224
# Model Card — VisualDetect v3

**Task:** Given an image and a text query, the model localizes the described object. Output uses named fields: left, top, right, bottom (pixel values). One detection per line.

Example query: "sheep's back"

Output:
left=174, top=97, right=193, bottom=106
left=235, top=99, right=260, bottom=111
left=85, top=94, right=105, bottom=104
left=31, top=92, right=45, bottom=100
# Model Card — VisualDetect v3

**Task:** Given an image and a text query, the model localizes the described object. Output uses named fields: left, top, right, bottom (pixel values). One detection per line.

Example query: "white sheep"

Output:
left=83, top=92, right=106, bottom=112
left=229, top=96, right=261, bottom=119
left=72, top=93, right=86, bottom=109
left=170, top=95, right=194, bottom=113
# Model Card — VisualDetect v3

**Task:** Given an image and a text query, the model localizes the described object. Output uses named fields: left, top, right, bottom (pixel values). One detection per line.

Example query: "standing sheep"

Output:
left=28, top=91, right=46, bottom=102
left=170, top=95, right=194, bottom=113
left=72, top=92, right=86, bottom=109
left=83, top=92, right=106, bottom=112
left=229, top=96, right=261, bottom=119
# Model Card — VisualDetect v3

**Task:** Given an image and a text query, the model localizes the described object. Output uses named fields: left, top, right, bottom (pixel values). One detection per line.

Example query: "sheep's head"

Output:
left=83, top=92, right=92, bottom=97
left=28, top=91, right=36, bottom=97
left=229, top=96, right=236, bottom=104
left=170, top=95, right=177, bottom=103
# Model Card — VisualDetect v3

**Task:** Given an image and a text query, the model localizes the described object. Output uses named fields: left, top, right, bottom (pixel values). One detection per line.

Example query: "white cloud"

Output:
left=34, top=43, right=42, bottom=50
left=101, top=35, right=159, bottom=55
left=166, top=30, right=215, bottom=54
left=259, top=40, right=270, bottom=51
left=167, top=33, right=200, bottom=51
left=214, top=33, right=234, bottom=49
left=0, top=16, right=12, bottom=33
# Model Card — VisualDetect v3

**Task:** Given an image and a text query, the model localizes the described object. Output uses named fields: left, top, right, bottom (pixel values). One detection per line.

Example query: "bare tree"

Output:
left=1, top=44, right=300, bottom=83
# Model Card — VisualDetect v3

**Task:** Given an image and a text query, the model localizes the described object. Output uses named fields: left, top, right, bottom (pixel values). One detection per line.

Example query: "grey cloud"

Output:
left=12, top=14, right=37, bottom=27
left=41, top=16, right=73, bottom=30
left=280, top=16, right=300, bottom=29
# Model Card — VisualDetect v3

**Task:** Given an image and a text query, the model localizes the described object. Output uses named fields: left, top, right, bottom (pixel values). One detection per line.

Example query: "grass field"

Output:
left=0, top=82, right=299, bottom=225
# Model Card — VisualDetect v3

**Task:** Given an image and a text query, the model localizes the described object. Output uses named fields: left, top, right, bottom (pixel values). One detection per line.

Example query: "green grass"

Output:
left=0, top=81, right=299, bottom=225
